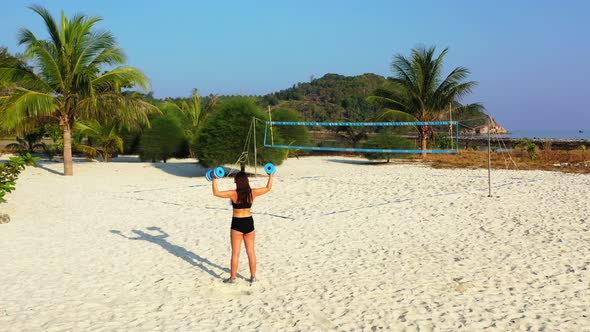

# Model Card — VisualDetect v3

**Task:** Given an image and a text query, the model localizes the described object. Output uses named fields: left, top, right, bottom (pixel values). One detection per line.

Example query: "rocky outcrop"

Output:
left=460, top=116, right=508, bottom=135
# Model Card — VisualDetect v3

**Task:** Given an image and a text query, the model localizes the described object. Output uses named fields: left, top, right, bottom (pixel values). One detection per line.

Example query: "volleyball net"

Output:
left=264, top=121, right=459, bottom=154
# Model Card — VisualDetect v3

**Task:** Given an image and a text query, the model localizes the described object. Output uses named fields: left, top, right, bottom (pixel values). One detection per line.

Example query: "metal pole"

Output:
left=487, top=116, right=492, bottom=197
left=253, top=117, right=257, bottom=177
left=449, top=103, right=453, bottom=150
left=455, top=122, right=459, bottom=153
left=268, top=106, right=274, bottom=145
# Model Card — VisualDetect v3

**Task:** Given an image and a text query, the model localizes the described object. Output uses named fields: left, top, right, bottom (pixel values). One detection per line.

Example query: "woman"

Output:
left=212, top=171, right=273, bottom=284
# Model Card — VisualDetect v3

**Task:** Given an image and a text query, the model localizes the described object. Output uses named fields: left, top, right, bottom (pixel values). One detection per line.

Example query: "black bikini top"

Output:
left=232, top=200, right=252, bottom=209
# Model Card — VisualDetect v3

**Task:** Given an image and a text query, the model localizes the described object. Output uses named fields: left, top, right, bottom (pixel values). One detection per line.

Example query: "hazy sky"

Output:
left=1, top=1, right=589, bottom=133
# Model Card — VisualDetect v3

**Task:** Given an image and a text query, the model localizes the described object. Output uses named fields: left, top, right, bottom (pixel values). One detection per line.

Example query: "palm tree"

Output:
left=160, top=88, right=217, bottom=157
left=75, top=120, right=123, bottom=162
left=368, top=46, right=483, bottom=155
left=0, top=6, right=158, bottom=175
left=5, top=129, right=47, bottom=154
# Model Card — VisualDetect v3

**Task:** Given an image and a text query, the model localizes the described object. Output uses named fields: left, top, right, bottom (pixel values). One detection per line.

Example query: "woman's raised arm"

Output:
left=252, top=174, right=273, bottom=197
left=212, top=177, right=235, bottom=198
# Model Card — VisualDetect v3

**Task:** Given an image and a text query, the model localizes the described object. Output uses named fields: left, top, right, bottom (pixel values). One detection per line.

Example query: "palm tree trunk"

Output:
left=62, top=120, right=74, bottom=176
left=420, top=125, right=428, bottom=157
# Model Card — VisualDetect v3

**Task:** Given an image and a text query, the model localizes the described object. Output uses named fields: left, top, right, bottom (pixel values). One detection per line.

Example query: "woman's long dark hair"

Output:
left=234, top=172, right=252, bottom=204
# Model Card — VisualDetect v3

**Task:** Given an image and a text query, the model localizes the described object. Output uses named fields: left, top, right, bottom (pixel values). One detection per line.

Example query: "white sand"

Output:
left=1, top=155, right=589, bottom=331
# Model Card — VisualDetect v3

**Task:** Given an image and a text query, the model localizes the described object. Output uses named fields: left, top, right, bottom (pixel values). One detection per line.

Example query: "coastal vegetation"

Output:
left=4, top=129, right=47, bottom=155
left=0, top=6, right=586, bottom=175
left=75, top=120, right=124, bottom=162
left=425, top=149, right=590, bottom=174
left=368, top=46, right=484, bottom=155
left=139, top=108, right=189, bottom=162
left=0, top=6, right=158, bottom=175
left=0, top=153, right=38, bottom=203
left=194, top=97, right=285, bottom=168
left=361, top=131, right=414, bottom=162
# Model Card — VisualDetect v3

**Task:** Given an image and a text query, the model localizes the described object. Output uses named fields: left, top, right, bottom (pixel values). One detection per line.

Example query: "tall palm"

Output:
left=368, top=46, right=483, bottom=155
left=0, top=6, right=158, bottom=175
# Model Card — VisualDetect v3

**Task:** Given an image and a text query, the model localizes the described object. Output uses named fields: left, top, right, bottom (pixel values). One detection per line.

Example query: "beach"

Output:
left=1, top=155, right=589, bottom=331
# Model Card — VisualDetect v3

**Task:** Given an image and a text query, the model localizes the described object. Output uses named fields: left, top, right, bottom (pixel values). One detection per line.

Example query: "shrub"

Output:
left=120, top=128, right=142, bottom=155
left=0, top=153, right=39, bottom=203
left=139, top=112, right=189, bottom=162
left=361, top=130, right=415, bottom=162
left=271, top=108, right=311, bottom=157
left=434, top=133, right=452, bottom=149
left=517, top=138, right=537, bottom=161
left=194, top=97, right=285, bottom=168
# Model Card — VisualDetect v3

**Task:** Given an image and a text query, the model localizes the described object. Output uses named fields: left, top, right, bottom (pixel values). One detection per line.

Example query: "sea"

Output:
left=503, top=129, right=589, bottom=140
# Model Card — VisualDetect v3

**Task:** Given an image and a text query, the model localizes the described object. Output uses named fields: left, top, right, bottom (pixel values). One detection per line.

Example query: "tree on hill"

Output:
left=267, top=73, right=385, bottom=122
left=195, top=97, right=285, bottom=168
left=0, top=6, right=158, bottom=175
left=368, top=46, right=484, bottom=155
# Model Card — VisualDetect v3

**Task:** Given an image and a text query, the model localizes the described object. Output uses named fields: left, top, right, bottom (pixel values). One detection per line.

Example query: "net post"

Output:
left=455, top=122, right=459, bottom=153
left=264, top=121, right=269, bottom=147
left=253, top=117, right=257, bottom=177
left=487, top=116, right=492, bottom=197
left=268, top=106, right=274, bottom=145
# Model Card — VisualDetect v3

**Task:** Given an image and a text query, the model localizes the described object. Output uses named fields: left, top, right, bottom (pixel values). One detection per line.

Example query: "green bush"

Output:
left=194, top=97, right=285, bottom=167
left=361, top=130, right=415, bottom=162
left=434, top=133, right=452, bottom=149
left=517, top=138, right=537, bottom=161
left=139, top=111, right=189, bottom=162
left=271, top=108, right=312, bottom=157
left=120, top=127, right=142, bottom=155
left=0, top=153, right=39, bottom=203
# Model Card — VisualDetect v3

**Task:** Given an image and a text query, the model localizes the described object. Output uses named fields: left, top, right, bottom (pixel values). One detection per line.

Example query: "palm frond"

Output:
left=28, top=5, right=62, bottom=50
left=75, top=144, right=100, bottom=160
left=92, top=66, right=150, bottom=92
left=73, top=30, right=119, bottom=74
left=24, top=42, right=64, bottom=91
left=375, top=109, right=417, bottom=122
left=0, top=89, right=56, bottom=130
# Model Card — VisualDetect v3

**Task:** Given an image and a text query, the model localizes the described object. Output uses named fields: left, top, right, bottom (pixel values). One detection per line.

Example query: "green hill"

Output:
left=261, top=73, right=386, bottom=122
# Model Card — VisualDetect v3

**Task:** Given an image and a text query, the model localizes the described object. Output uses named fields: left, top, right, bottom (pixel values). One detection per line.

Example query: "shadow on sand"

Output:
left=150, top=162, right=206, bottom=178
left=110, top=226, right=240, bottom=280
left=35, top=161, right=64, bottom=175
left=326, top=158, right=389, bottom=165
left=110, top=155, right=206, bottom=178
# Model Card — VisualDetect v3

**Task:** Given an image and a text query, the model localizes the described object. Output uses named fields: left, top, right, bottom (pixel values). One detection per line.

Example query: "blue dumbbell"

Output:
left=264, top=163, right=276, bottom=175
left=205, top=166, right=225, bottom=181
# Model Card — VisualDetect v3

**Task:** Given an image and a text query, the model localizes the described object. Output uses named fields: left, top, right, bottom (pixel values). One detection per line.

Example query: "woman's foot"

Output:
left=249, top=277, right=256, bottom=284
left=223, top=278, right=236, bottom=284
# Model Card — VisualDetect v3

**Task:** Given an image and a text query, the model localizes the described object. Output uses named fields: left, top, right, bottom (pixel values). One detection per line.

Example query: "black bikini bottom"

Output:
left=231, top=216, right=255, bottom=234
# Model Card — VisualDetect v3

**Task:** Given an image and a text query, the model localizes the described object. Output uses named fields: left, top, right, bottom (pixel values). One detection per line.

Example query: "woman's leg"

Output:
left=230, top=230, right=243, bottom=280
left=243, top=230, right=256, bottom=279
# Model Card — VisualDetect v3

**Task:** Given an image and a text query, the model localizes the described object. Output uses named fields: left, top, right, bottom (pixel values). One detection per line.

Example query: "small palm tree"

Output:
left=5, top=129, right=47, bottom=154
left=0, top=6, right=158, bottom=175
left=75, top=120, right=123, bottom=162
left=369, top=46, right=483, bottom=155
left=160, top=88, right=217, bottom=157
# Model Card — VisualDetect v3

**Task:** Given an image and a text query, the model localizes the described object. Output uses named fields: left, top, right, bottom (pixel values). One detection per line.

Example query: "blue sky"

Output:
left=1, top=1, right=589, bottom=134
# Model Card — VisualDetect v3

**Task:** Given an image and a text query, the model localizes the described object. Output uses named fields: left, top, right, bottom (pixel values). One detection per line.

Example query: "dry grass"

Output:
left=422, top=149, right=590, bottom=174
